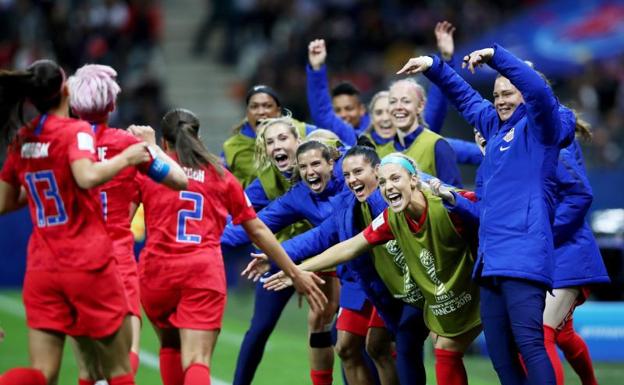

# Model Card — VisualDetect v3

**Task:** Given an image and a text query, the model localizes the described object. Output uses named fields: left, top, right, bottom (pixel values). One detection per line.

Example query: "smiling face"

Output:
left=370, top=95, right=395, bottom=139
left=342, top=154, right=378, bottom=202
left=333, top=94, right=365, bottom=127
left=493, top=76, right=524, bottom=122
left=297, top=148, right=334, bottom=193
left=377, top=163, right=418, bottom=212
left=388, top=81, right=425, bottom=133
left=246, top=93, right=281, bottom=130
left=264, top=123, right=299, bottom=172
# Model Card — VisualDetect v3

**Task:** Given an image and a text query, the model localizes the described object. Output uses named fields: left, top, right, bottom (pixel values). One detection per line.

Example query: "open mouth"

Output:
left=351, top=183, right=366, bottom=197
left=273, top=153, right=290, bottom=169
left=386, top=192, right=403, bottom=208
left=307, top=176, right=322, bottom=190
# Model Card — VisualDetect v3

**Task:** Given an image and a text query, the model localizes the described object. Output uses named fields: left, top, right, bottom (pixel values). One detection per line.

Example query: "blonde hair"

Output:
left=254, top=116, right=301, bottom=171
left=572, top=109, right=592, bottom=142
left=388, top=78, right=428, bottom=129
left=380, top=152, right=425, bottom=190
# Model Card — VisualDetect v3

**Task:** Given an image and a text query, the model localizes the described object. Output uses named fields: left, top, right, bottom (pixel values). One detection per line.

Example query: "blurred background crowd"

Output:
left=1, top=0, right=622, bottom=168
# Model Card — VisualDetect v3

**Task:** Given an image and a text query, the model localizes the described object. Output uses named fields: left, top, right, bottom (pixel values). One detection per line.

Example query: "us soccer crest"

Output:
left=503, top=127, right=515, bottom=142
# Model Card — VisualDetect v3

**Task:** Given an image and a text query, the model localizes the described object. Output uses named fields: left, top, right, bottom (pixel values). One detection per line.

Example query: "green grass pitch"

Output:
left=1, top=288, right=622, bottom=384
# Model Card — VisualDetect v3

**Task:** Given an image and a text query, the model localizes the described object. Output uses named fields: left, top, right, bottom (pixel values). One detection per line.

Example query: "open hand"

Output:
left=241, top=253, right=270, bottom=282
left=462, top=48, right=495, bottom=74
left=435, top=21, right=456, bottom=61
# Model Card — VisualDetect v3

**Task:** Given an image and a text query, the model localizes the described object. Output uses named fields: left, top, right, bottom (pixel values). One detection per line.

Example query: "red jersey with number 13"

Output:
left=0, top=114, right=112, bottom=271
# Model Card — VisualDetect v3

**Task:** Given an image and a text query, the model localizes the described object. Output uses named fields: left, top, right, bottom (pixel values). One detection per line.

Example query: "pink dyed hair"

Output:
left=67, top=64, right=121, bottom=121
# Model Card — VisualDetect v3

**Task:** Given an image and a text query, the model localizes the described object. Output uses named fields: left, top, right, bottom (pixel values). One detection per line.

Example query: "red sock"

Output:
left=108, top=373, right=135, bottom=385
left=544, top=325, right=564, bottom=385
left=556, top=319, right=598, bottom=385
left=310, top=369, right=333, bottom=385
left=434, top=349, right=467, bottom=385
left=78, top=379, right=95, bottom=385
left=129, top=351, right=140, bottom=375
left=183, top=363, right=210, bottom=385
left=160, top=348, right=184, bottom=385
left=0, top=368, right=46, bottom=385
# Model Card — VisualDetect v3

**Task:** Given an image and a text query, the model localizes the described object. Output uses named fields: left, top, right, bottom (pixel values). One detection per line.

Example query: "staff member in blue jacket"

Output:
left=223, top=139, right=352, bottom=385
left=245, top=141, right=432, bottom=385
left=397, top=41, right=575, bottom=385
left=433, top=119, right=609, bottom=385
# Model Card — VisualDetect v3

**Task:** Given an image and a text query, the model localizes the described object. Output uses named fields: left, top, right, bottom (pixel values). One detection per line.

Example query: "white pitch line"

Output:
left=0, top=294, right=231, bottom=385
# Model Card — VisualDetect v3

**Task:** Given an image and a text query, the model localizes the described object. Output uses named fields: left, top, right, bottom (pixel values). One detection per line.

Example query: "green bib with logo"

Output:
left=257, top=164, right=311, bottom=242
left=360, top=203, right=424, bottom=307
left=401, top=128, right=442, bottom=177
left=386, top=191, right=480, bottom=337
left=223, top=119, right=308, bottom=188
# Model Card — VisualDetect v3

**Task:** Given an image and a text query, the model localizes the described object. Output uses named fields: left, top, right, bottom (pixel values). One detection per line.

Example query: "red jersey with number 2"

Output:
left=137, top=160, right=256, bottom=293
left=0, top=114, right=112, bottom=271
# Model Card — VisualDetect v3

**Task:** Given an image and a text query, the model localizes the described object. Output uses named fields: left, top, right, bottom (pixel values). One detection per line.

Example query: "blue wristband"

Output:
left=147, top=157, right=170, bottom=182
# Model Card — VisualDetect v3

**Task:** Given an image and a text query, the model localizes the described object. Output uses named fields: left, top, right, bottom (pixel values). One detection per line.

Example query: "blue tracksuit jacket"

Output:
left=424, top=44, right=575, bottom=287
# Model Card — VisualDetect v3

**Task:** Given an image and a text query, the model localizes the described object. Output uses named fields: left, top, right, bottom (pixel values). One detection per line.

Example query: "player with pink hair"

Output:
left=67, top=64, right=187, bottom=382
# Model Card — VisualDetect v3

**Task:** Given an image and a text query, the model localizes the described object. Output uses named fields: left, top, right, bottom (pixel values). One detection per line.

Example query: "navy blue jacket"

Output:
left=424, top=44, right=574, bottom=286
left=552, top=141, right=610, bottom=288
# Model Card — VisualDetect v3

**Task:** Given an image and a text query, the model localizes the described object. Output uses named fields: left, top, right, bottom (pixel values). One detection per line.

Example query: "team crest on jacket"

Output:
left=503, top=127, right=515, bottom=143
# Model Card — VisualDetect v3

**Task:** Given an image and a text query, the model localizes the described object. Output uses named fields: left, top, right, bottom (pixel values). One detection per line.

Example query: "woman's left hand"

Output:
left=429, top=178, right=456, bottom=205
left=462, top=48, right=495, bottom=74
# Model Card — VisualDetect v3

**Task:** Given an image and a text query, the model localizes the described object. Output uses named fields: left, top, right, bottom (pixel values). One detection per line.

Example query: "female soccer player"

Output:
left=137, top=108, right=326, bottom=385
left=396, top=41, right=575, bottom=385
left=0, top=60, right=151, bottom=385
left=223, top=138, right=352, bottom=385
left=67, top=63, right=188, bottom=379
left=223, top=85, right=316, bottom=187
left=245, top=142, right=433, bottom=385
left=232, top=116, right=314, bottom=385
left=264, top=153, right=481, bottom=385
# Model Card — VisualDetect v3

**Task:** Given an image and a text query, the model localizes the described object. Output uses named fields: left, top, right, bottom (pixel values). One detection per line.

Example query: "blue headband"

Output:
left=380, top=155, right=416, bottom=175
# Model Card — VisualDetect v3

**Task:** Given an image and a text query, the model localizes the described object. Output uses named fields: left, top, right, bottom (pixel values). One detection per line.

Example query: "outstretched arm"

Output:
left=241, top=217, right=328, bottom=312
left=264, top=232, right=373, bottom=290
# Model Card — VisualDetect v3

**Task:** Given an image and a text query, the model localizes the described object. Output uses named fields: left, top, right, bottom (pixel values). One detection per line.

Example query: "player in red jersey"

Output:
left=0, top=60, right=151, bottom=385
left=66, top=64, right=188, bottom=380
left=136, top=108, right=327, bottom=385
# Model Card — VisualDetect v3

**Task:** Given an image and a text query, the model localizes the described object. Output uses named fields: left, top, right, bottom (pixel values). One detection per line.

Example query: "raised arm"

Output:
left=398, top=55, right=498, bottom=140
left=306, top=39, right=357, bottom=146
left=424, top=21, right=457, bottom=134
left=467, top=44, right=569, bottom=146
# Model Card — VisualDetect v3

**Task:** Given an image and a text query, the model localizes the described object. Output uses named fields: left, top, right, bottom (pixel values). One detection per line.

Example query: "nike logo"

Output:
left=499, top=145, right=511, bottom=152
